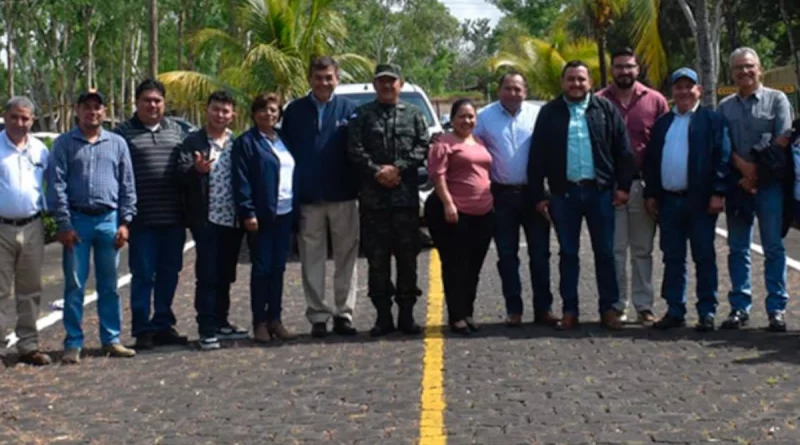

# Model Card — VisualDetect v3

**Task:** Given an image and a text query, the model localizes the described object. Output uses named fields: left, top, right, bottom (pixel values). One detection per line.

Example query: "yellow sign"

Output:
left=717, top=84, right=797, bottom=95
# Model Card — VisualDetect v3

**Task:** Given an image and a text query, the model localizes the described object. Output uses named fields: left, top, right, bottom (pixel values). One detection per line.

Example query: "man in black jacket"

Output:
left=176, top=91, right=248, bottom=350
left=529, top=60, right=635, bottom=331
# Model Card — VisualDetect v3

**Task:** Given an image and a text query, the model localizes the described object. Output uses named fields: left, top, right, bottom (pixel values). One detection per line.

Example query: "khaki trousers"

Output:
left=0, top=219, right=44, bottom=354
left=298, top=200, right=359, bottom=324
left=613, top=180, right=656, bottom=313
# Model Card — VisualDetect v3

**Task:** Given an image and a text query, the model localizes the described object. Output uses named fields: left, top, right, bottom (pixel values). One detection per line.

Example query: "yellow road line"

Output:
left=419, top=248, right=446, bottom=445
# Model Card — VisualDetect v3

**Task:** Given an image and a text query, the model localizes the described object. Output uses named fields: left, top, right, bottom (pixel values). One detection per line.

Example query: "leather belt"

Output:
left=491, top=183, right=526, bottom=192
left=73, top=206, right=114, bottom=216
left=568, top=179, right=597, bottom=187
left=0, top=213, right=41, bottom=227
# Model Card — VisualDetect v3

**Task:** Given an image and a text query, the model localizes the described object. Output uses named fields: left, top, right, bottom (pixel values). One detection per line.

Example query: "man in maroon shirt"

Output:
left=597, top=48, right=669, bottom=326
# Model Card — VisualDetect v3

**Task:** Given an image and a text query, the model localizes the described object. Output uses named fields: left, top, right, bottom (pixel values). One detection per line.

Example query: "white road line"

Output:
left=5, top=240, right=196, bottom=348
left=715, top=227, right=800, bottom=272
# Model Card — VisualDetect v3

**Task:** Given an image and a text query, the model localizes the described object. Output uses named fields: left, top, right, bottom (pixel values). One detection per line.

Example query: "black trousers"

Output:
left=214, top=224, right=245, bottom=327
left=360, top=207, right=422, bottom=310
left=424, top=194, right=494, bottom=324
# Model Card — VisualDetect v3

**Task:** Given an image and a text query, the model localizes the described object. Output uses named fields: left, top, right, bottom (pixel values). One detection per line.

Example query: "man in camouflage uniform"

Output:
left=347, top=64, right=429, bottom=336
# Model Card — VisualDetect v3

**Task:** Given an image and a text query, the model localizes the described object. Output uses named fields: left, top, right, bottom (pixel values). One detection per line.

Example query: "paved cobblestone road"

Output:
left=2, top=226, right=800, bottom=445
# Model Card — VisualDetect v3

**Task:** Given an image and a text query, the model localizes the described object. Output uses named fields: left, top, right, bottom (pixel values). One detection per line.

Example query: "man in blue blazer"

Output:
left=643, top=67, right=731, bottom=332
left=281, top=57, right=360, bottom=338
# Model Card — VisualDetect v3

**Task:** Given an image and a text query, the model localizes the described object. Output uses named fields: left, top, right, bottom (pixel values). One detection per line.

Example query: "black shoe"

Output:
left=153, top=328, right=189, bottom=346
left=333, top=317, right=358, bottom=336
left=370, top=309, right=396, bottom=337
left=720, top=310, right=749, bottom=330
left=449, top=323, right=470, bottom=336
left=767, top=312, right=787, bottom=332
left=653, top=314, right=686, bottom=330
left=369, top=321, right=396, bottom=337
left=465, top=318, right=480, bottom=332
left=134, top=332, right=155, bottom=350
left=311, top=322, right=329, bottom=338
left=695, top=316, right=716, bottom=332
left=397, top=306, right=421, bottom=335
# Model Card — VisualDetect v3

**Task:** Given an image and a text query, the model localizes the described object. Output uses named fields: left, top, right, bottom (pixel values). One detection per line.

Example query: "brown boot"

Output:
left=601, top=310, right=624, bottom=330
left=557, top=313, right=579, bottom=330
left=253, top=322, right=271, bottom=343
left=267, top=321, right=297, bottom=340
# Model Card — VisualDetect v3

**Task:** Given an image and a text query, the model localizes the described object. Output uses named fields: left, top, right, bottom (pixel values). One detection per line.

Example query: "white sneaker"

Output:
left=199, top=336, right=221, bottom=350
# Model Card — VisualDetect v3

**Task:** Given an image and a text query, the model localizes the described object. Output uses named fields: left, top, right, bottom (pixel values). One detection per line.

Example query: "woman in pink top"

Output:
left=424, top=99, right=493, bottom=335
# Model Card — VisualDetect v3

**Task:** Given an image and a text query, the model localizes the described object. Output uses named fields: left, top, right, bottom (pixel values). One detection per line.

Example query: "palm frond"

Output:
left=629, top=0, right=667, bottom=86
left=159, top=71, right=226, bottom=109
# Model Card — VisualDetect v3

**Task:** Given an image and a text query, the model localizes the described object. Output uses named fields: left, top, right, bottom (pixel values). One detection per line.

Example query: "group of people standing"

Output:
left=428, top=46, right=798, bottom=336
left=0, top=47, right=798, bottom=367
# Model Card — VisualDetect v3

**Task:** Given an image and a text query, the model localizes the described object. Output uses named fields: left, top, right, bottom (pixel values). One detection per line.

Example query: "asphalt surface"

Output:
left=2, top=221, right=800, bottom=444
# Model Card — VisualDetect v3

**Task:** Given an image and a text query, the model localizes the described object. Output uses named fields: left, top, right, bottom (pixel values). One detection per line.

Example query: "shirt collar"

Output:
left=736, top=84, right=764, bottom=102
left=498, top=101, right=525, bottom=117
left=673, top=101, right=700, bottom=117
left=70, top=127, right=111, bottom=143
left=207, top=128, right=233, bottom=144
left=1, top=130, right=30, bottom=151
left=564, top=93, right=591, bottom=109
left=309, top=92, right=334, bottom=108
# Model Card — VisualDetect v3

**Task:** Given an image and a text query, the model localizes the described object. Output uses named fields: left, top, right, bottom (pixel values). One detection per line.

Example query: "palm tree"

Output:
left=488, top=31, right=601, bottom=100
left=557, top=0, right=666, bottom=87
left=159, top=0, right=373, bottom=116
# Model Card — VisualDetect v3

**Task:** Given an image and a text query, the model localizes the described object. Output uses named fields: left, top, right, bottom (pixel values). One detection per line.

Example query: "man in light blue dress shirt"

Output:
left=474, top=72, right=554, bottom=327
left=642, top=68, right=730, bottom=332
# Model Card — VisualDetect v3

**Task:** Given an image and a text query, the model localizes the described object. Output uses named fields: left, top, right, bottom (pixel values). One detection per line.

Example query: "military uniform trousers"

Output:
left=360, top=207, right=422, bottom=310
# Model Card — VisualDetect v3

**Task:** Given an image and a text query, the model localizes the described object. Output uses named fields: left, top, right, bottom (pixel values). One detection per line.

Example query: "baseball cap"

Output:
left=670, top=67, right=698, bottom=85
left=77, top=89, right=106, bottom=105
left=373, top=64, right=401, bottom=80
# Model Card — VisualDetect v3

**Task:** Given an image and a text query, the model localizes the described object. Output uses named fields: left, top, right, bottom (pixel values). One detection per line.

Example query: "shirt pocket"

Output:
left=748, top=110, right=774, bottom=134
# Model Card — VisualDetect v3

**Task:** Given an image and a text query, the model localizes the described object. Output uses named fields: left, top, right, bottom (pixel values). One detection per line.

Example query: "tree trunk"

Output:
left=5, top=5, right=14, bottom=98
left=695, top=0, right=716, bottom=107
left=148, top=0, right=159, bottom=78
left=130, top=28, right=142, bottom=114
left=597, top=32, right=608, bottom=87
left=177, top=7, right=184, bottom=70
left=120, top=33, right=127, bottom=121
left=779, top=0, right=800, bottom=91
left=109, top=69, right=116, bottom=124
left=87, top=32, right=97, bottom=88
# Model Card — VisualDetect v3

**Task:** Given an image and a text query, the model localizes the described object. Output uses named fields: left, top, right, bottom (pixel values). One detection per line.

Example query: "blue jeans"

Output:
left=659, top=194, right=719, bottom=319
left=129, top=226, right=187, bottom=337
left=248, top=213, right=292, bottom=326
left=549, top=184, right=618, bottom=316
left=492, top=186, right=552, bottom=316
left=62, top=211, right=122, bottom=349
left=726, top=182, right=788, bottom=314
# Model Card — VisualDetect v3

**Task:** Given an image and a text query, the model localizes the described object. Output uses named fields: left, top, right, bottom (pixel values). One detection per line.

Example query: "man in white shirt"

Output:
left=474, top=72, right=555, bottom=327
left=0, top=96, right=51, bottom=366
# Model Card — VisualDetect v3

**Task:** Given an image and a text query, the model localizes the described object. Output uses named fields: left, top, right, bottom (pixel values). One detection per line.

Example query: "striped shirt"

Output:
left=46, top=128, right=137, bottom=232
left=115, top=116, right=186, bottom=227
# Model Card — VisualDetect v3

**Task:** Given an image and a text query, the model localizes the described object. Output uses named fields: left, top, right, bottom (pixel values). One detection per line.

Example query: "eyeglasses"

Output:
left=733, top=63, right=757, bottom=71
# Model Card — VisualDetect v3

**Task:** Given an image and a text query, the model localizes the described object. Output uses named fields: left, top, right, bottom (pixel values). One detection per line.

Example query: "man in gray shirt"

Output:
left=718, top=47, right=794, bottom=332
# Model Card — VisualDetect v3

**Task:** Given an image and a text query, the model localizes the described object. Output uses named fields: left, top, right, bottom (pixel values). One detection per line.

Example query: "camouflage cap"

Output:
left=373, top=64, right=401, bottom=80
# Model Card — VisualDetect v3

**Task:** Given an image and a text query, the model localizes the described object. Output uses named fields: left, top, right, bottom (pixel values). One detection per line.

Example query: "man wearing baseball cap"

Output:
left=347, top=63, right=429, bottom=336
left=47, top=89, right=138, bottom=363
left=642, top=67, right=731, bottom=332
